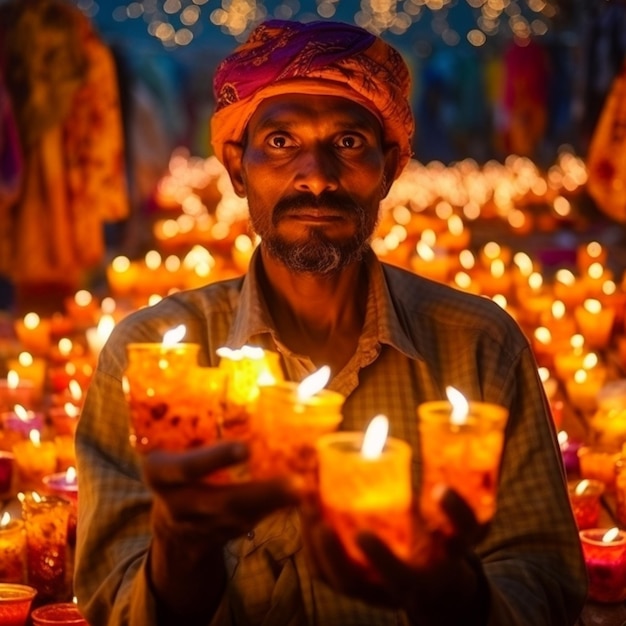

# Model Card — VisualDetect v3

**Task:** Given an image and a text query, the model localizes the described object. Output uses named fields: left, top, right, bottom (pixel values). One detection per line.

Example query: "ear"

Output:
left=222, top=141, right=246, bottom=198
left=382, top=144, right=400, bottom=196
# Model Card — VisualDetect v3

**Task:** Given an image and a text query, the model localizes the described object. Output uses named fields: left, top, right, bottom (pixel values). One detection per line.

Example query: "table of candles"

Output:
left=2, top=150, right=626, bottom=625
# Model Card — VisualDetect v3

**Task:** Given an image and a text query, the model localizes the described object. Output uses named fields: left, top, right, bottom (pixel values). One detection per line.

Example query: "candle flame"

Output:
left=584, top=299, right=602, bottom=314
left=557, top=430, right=568, bottom=446
left=0, top=511, right=10, bottom=527
left=58, top=338, right=73, bottom=357
left=23, top=312, right=40, bottom=330
left=162, top=324, right=186, bottom=347
left=446, top=386, right=469, bottom=425
left=18, top=352, right=33, bottom=367
left=66, top=466, right=77, bottom=482
left=361, top=414, right=389, bottom=459
left=603, top=527, right=620, bottom=543
left=13, top=404, right=29, bottom=421
left=575, top=479, right=590, bottom=496
left=7, top=370, right=19, bottom=389
left=297, top=366, right=330, bottom=401
left=63, top=402, right=80, bottom=418
left=69, top=380, right=83, bottom=402
left=29, top=430, right=41, bottom=446
left=97, top=314, right=116, bottom=339
left=216, top=345, right=265, bottom=361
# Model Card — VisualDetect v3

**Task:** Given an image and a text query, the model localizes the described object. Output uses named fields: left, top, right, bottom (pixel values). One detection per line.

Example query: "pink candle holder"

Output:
left=30, top=601, right=89, bottom=625
left=1, top=408, right=44, bottom=439
left=580, top=528, right=626, bottom=603
left=0, top=583, right=37, bottom=626
left=0, top=379, right=36, bottom=413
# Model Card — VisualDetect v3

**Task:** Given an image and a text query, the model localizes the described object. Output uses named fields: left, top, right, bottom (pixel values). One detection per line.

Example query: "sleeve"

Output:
left=73, top=313, right=233, bottom=626
left=478, top=345, right=588, bottom=626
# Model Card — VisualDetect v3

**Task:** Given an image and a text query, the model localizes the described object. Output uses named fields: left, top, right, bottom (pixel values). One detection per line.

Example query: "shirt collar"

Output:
left=225, top=246, right=423, bottom=361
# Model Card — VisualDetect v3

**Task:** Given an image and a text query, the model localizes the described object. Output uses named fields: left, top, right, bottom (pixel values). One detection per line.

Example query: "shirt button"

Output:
left=247, top=530, right=255, bottom=540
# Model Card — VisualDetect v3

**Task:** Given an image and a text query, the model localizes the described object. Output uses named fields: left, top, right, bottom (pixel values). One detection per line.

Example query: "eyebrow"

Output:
left=252, top=115, right=380, bottom=135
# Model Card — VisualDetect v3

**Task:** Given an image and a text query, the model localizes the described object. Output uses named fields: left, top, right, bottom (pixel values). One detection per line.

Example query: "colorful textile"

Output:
left=211, top=20, right=414, bottom=178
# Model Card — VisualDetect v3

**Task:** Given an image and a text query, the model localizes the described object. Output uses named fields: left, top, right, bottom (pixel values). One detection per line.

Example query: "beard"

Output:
left=249, top=191, right=379, bottom=275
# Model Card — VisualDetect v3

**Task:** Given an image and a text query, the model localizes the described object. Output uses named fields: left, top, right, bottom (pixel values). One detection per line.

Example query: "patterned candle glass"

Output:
left=316, top=417, right=413, bottom=574
left=0, top=452, right=15, bottom=499
left=42, top=468, right=78, bottom=548
left=0, top=583, right=37, bottom=626
left=0, top=516, right=26, bottom=583
left=580, top=528, right=626, bottom=603
left=567, top=479, right=605, bottom=529
left=417, top=389, right=508, bottom=531
left=20, top=492, right=72, bottom=603
left=30, top=601, right=89, bottom=626
left=250, top=380, right=344, bottom=490
left=124, top=343, right=226, bottom=454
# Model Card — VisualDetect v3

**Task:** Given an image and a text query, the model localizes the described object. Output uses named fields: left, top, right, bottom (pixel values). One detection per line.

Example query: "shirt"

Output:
left=74, top=248, right=587, bottom=626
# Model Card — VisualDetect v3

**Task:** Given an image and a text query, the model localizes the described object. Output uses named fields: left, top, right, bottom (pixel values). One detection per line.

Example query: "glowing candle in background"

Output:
left=574, top=298, right=615, bottom=349
left=19, top=492, right=72, bottom=604
left=13, top=313, right=52, bottom=357
left=85, top=313, right=116, bottom=358
left=567, top=479, right=605, bottom=529
left=1, top=405, right=44, bottom=439
left=580, top=527, right=626, bottom=603
left=0, top=372, right=36, bottom=413
left=5, top=353, right=46, bottom=404
left=12, top=431, right=57, bottom=491
left=250, top=366, right=345, bottom=490
left=0, top=513, right=26, bottom=584
left=124, top=325, right=227, bottom=454
left=577, top=444, right=621, bottom=491
left=417, top=387, right=508, bottom=531
left=316, top=415, right=413, bottom=573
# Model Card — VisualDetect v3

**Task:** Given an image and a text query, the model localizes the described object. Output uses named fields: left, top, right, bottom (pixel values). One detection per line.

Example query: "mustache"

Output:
left=272, top=192, right=362, bottom=222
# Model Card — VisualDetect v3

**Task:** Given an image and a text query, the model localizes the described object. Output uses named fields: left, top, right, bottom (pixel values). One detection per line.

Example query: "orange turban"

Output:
left=211, top=20, right=414, bottom=178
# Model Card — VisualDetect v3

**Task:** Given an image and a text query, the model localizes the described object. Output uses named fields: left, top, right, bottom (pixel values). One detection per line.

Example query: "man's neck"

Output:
left=257, top=248, right=368, bottom=373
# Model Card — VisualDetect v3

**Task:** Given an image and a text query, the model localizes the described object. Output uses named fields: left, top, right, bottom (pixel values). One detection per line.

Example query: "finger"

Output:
left=437, top=487, right=489, bottom=548
left=142, top=441, right=248, bottom=486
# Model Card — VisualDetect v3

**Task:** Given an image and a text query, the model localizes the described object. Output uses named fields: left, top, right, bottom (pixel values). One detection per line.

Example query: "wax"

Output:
left=578, top=445, right=620, bottom=491
left=580, top=528, right=626, bottom=603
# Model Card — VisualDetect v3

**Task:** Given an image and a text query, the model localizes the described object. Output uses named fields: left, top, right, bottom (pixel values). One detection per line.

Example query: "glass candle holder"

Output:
left=580, top=528, right=626, bottom=603
left=567, top=479, right=605, bottom=529
left=124, top=343, right=226, bottom=453
left=250, top=382, right=344, bottom=491
left=0, top=519, right=26, bottom=584
left=613, top=458, right=626, bottom=527
left=316, top=431, right=413, bottom=573
left=417, top=399, right=508, bottom=530
left=20, top=493, right=72, bottom=604
left=1, top=409, right=44, bottom=439
left=578, top=445, right=620, bottom=491
left=0, top=452, right=15, bottom=499
left=12, top=438, right=57, bottom=492
left=0, top=583, right=37, bottom=626
left=30, top=601, right=89, bottom=626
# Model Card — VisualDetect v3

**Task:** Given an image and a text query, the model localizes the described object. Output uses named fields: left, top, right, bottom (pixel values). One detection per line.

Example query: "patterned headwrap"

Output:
left=211, top=20, right=414, bottom=178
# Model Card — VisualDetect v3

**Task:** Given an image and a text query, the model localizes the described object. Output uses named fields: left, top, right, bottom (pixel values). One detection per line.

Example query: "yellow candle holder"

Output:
left=125, top=343, right=227, bottom=454
left=417, top=399, right=508, bottom=530
left=316, top=431, right=413, bottom=571
left=12, top=440, right=57, bottom=492
left=249, top=382, right=344, bottom=491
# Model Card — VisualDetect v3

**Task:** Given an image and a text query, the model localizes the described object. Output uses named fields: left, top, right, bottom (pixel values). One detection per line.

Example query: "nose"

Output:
left=294, top=146, right=339, bottom=196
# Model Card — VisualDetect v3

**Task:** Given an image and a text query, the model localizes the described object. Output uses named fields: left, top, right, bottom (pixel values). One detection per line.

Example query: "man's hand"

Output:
left=141, top=441, right=299, bottom=624
left=300, top=487, right=490, bottom=626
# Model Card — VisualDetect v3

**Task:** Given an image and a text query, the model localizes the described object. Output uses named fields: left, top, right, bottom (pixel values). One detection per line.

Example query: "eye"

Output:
left=336, top=134, right=365, bottom=150
left=267, top=133, right=296, bottom=149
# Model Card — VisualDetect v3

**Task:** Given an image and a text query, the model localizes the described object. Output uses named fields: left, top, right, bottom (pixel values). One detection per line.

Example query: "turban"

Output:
left=211, top=20, right=414, bottom=178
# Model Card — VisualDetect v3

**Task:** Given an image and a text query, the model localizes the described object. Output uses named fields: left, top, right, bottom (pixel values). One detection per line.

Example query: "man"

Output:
left=75, top=19, right=587, bottom=626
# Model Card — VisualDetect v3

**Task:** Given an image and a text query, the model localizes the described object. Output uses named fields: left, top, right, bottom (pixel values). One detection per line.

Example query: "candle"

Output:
left=614, top=458, right=626, bottom=527
left=410, top=241, right=451, bottom=283
left=30, top=601, right=89, bottom=625
left=577, top=444, right=620, bottom=491
left=42, top=467, right=78, bottom=549
left=47, top=403, right=80, bottom=438
left=5, top=353, right=46, bottom=403
left=567, top=479, right=605, bottom=529
left=0, top=583, right=37, bottom=626
left=19, top=492, right=72, bottom=603
left=54, top=436, right=76, bottom=472
left=0, top=514, right=26, bottom=584
left=85, top=313, right=115, bottom=358
left=1, top=405, right=45, bottom=439
left=249, top=366, right=344, bottom=490
left=589, top=382, right=626, bottom=447
left=12, top=431, right=57, bottom=491
left=106, top=256, right=140, bottom=297
left=0, top=372, right=36, bottom=413
left=558, top=431, right=582, bottom=476
left=316, top=415, right=413, bottom=572
left=124, top=326, right=227, bottom=453
left=553, top=269, right=587, bottom=309
left=64, top=290, right=99, bottom=328
left=13, top=313, right=51, bottom=357
left=574, top=298, right=615, bottom=349
left=580, top=527, right=626, bottom=603
left=565, top=366, right=606, bottom=415
left=417, top=387, right=508, bottom=531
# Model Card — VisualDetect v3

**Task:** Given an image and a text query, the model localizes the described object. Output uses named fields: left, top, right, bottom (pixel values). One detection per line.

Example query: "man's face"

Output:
left=226, top=94, right=396, bottom=275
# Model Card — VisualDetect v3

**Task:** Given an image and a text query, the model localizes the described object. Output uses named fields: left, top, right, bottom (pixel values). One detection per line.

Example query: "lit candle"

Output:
left=565, top=364, right=606, bottom=414
left=577, top=444, right=621, bottom=491
left=124, top=325, right=227, bottom=453
left=552, top=269, right=588, bottom=309
left=47, top=402, right=80, bottom=438
left=106, top=256, right=139, bottom=297
left=64, top=290, right=99, bottom=328
left=316, top=415, right=413, bottom=572
left=13, top=313, right=51, bottom=357
left=1, top=405, right=44, bottom=439
left=250, top=366, right=345, bottom=490
left=85, top=313, right=116, bottom=358
left=53, top=436, right=76, bottom=472
left=19, top=492, right=72, bottom=603
left=574, top=298, right=615, bottom=349
left=0, top=372, right=36, bottom=413
left=417, top=387, right=508, bottom=531
left=42, top=467, right=78, bottom=549
left=12, top=431, right=57, bottom=491
left=567, top=479, right=605, bottom=529
left=0, top=583, right=37, bottom=626
left=0, top=452, right=14, bottom=498
left=558, top=431, right=582, bottom=476
left=410, top=240, right=450, bottom=283
left=0, top=513, right=26, bottom=584
left=580, top=527, right=626, bottom=603
left=5, top=353, right=46, bottom=404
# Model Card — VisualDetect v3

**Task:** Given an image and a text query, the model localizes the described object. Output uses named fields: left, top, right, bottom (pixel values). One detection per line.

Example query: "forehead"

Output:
left=246, top=93, right=383, bottom=137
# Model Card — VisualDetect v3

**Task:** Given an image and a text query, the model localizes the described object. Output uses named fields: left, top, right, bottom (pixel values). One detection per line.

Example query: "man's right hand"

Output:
left=140, top=442, right=299, bottom=624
